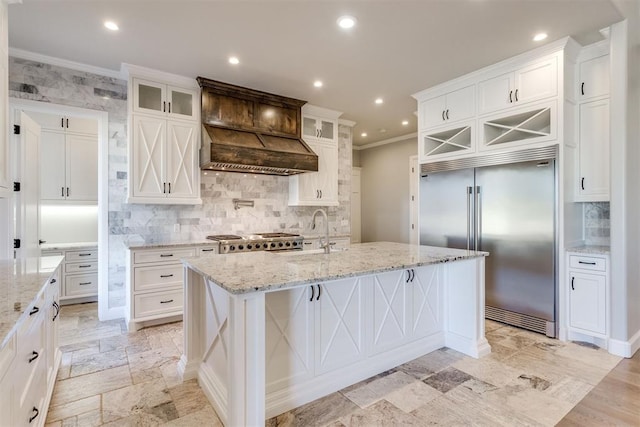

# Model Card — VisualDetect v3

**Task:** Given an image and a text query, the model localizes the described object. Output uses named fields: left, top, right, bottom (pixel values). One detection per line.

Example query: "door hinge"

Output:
left=13, top=125, right=20, bottom=135
left=411, top=195, right=414, bottom=201
left=13, top=182, right=20, bottom=192
left=411, top=224, right=415, bottom=230
left=13, top=239, right=20, bottom=249
left=411, top=167, right=414, bottom=173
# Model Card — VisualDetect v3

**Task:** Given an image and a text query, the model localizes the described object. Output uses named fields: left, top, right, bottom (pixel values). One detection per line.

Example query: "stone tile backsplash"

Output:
left=584, top=202, right=610, bottom=246
left=9, top=56, right=352, bottom=311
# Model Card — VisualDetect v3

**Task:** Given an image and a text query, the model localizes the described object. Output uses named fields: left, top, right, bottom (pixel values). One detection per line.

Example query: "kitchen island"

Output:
left=178, top=242, right=489, bottom=426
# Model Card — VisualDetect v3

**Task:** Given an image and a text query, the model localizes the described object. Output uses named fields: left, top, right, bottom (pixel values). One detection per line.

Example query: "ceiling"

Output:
left=7, top=0, right=626, bottom=147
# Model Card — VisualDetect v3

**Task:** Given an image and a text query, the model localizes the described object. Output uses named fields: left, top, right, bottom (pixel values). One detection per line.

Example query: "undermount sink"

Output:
left=274, top=247, right=348, bottom=256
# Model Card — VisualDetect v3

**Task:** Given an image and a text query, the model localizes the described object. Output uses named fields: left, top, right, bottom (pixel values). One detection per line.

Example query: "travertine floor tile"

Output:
left=127, top=346, right=181, bottom=372
left=101, top=378, right=173, bottom=423
left=384, top=380, right=442, bottom=413
left=47, top=395, right=100, bottom=423
left=340, top=400, right=423, bottom=426
left=269, top=392, right=359, bottom=426
left=167, top=379, right=211, bottom=417
left=396, top=347, right=464, bottom=379
left=69, top=348, right=128, bottom=377
left=342, top=371, right=417, bottom=408
left=50, top=365, right=132, bottom=407
left=422, top=367, right=473, bottom=393
left=163, top=405, right=223, bottom=426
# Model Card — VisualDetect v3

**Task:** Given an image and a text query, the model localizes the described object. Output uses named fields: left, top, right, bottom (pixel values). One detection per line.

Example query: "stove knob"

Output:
left=229, top=245, right=235, bottom=251
left=270, top=243, right=276, bottom=248
left=263, top=243, right=269, bottom=249
left=285, top=242, right=291, bottom=247
left=247, top=244, right=253, bottom=250
left=292, top=241, right=298, bottom=247
left=239, top=245, right=244, bottom=250
left=278, top=242, right=284, bottom=247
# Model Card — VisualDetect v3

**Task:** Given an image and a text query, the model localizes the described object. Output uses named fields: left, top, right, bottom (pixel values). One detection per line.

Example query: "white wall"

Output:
left=359, top=137, right=417, bottom=243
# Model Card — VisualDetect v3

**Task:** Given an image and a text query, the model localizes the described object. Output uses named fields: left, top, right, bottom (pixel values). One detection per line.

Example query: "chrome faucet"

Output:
left=311, top=208, right=330, bottom=254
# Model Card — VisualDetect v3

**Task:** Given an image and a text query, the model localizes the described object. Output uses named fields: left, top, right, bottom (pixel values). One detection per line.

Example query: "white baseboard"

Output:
left=609, top=328, right=640, bottom=358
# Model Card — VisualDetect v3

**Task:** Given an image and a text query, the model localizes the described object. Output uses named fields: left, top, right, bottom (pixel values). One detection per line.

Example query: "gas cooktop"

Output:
left=206, top=233, right=303, bottom=253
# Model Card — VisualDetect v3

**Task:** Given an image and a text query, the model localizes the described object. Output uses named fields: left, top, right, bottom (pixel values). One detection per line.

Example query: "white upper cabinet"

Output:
left=578, top=54, right=609, bottom=101
left=133, top=78, right=198, bottom=121
left=576, top=99, right=609, bottom=201
left=34, top=112, right=98, bottom=202
left=421, top=85, right=475, bottom=129
left=127, top=67, right=201, bottom=205
left=478, top=56, right=557, bottom=115
left=290, top=105, right=342, bottom=207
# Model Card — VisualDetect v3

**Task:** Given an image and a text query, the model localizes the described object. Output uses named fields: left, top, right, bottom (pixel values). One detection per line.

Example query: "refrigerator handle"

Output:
left=475, top=186, right=481, bottom=251
left=466, top=186, right=472, bottom=251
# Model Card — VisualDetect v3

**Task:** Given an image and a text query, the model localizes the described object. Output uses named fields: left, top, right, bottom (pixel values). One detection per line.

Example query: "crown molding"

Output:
left=9, top=47, right=125, bottom=80
left=353, top=132, right=417, bottom=151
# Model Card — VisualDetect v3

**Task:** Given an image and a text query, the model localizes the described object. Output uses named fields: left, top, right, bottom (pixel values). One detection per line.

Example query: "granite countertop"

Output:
left=0, top=256, right=64, bottom=348
left=40, top=242, right=98, bottom=250
left=566, top=245, right=610, bottom=255
left=126, top=240, right=219, bottom=250
left=182, top=242, right=488, bottom=295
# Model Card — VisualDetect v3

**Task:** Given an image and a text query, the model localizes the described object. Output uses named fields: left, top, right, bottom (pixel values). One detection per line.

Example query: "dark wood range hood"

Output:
left=197, top=77, right=318, bottom=176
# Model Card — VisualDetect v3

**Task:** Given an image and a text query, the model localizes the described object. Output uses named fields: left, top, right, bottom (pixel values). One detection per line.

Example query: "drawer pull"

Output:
left=79, top=282, right=92, bottom=286
left=50, top=278, right=57, bottom=284
left=53, top=301, right=60, bottom=321
left=29, top=306, right=39, bottom=316
left=160, top=254, right=174, bottom=258
left=28, top=351, right=39, bottom=363
left=78, top=253, right=92, bottom=256
left=29, top=407, right=39, bottom=423
left=578, top=261, right=597, bottom=265
left=160, top=274, right=174, bottom=278
left=201, top=249, right=214, bottom=252
left=160, top=299, right=174, bottom=304
left=78, top=264, right=92, bottom=268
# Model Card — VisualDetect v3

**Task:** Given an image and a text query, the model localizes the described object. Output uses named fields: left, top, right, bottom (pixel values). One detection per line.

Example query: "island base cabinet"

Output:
left=182, top=256, right=488, bottom=426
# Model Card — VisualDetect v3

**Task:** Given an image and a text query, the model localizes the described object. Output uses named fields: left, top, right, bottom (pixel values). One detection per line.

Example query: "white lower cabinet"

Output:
left=315, top=277, right=365, bottom=374
left=567, top=253, right=608, bottom=338
left=126, top=244, right=218, bottom=330
left=264, top=265, right=443, bottom=404
left=42, top=246, right=98, bottom=304
left=0, top=266, right=60, bottom=427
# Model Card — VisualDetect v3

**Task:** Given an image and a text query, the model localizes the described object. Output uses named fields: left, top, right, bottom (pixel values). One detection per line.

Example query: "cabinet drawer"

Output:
left=198, top=246, right=218, bottom=256
left=569, top=255, right=606, bottom=272
left=65, top=261, right=98, bottom=274
left=16, top=314, right=46, bottom=408
left=65, top=249, right=98, bottom=262
left=134, top=290, right=183, bottom=319
left=17, top=292, right=45, bottom=342
left=0, top=334, right=16, bottom=382
left=133, top=248, right=196, bottom=264
left=65, top=273, right=99, bottom=297
left=134, top=265, right=183, bottom=292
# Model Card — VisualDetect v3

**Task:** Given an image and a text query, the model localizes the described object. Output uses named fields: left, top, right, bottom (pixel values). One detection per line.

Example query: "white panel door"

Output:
left=265, top=287, right=313, bottom=393
left=17, top=112, right=41, bottom=258
left=66, top=134, right=98, bottom=201
left=132, top=115, right=165, bottom=197
left=579, top=55, right=609, bottom=100
left=421, top=95, right=447, bottom=129
left=166, top=120, right=198, bottom=199
left=317, top=143, right=338, bottom=205
left=315, top=277, right=365, bottom=374
left=569, top=272, right=606, bottom=335
left=445, top=85, right=475, bottom=124
left=39, top=131, right=66, bottom=200
left=478, top=72, right=513, bottom=115
left=370, top=271, right=406, bottom=355
left=515, top=57, right=557, bottom=106
left=407, top=265, right=442, bottom=341
left=578, top=99, right=609, bottom=200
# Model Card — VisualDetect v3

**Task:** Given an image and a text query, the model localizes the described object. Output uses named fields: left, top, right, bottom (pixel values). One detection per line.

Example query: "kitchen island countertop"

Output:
left=0, top=256, right=64, bottom=348
left=182, top=241, right=487, bottom=295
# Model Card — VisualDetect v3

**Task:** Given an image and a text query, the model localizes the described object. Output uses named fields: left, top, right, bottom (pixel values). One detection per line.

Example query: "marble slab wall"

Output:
left=584, top=202, right=610, bottom=246
left=9, top=56, right=352, bottom=310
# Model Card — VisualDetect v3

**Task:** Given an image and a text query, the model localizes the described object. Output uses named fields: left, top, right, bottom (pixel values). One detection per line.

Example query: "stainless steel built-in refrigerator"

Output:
left=420, top=151, right=556, bottom=337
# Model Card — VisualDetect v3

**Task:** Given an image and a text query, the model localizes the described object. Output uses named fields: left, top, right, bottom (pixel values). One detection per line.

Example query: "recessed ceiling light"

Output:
left=104, top=21, right=119, bottom=31
left=375, top=98, right=383, bottom=105
left=533, top=33, right=548, bottom=42
left=361, top=132, right=367, bottom=137
left=313, top=80, right=323, bottom=88
left=402, top=120, right=409, bottom=126
left=337, top=15, right=357, bottom=29
left=228, top=56, right=240, bottom=65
